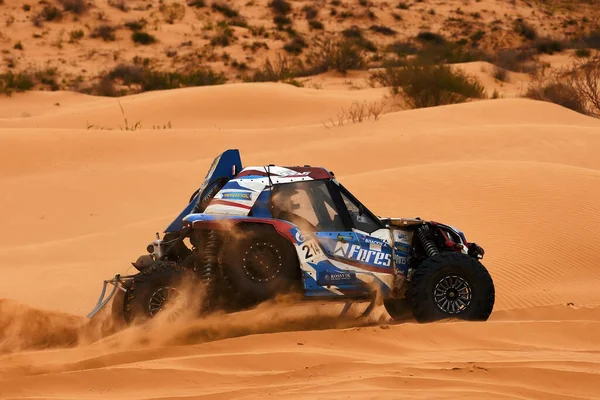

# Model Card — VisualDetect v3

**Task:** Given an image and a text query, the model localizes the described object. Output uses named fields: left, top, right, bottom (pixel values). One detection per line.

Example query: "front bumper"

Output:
left=87, top=274, right=135, bottom=318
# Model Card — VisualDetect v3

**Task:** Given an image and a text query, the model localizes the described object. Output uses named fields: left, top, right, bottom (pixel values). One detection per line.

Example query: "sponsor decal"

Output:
left=362, top=236, right=388, bottom=246
left=222, top=191, right=252, bottom=200
left=334, top=242, right=391, bottom=267
left=294, top=230, right=306, bottom=243
left=336, top=233, right=356, bottom=243
left=317, top=271, right=356, bottom=285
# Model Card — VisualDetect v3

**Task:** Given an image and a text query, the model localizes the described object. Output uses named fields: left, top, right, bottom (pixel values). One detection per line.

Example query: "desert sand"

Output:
left=1, top=77, right=600, bottom=399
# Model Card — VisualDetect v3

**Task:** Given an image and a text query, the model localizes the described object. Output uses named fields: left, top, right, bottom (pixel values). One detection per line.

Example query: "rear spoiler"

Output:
left=164, top=149, right=243, bottom=233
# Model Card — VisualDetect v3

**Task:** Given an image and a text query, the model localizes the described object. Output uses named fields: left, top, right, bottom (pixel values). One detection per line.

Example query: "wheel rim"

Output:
left=148, top=286, right=182, bottom=316
left=433, top=275, right=472, bottom=314
left=242, top=242, right=282, bottom=282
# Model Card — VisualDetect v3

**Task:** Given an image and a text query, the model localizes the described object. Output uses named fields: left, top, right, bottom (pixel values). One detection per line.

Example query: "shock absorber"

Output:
left=417, top=225, right=440, bottom=258
left=200, top=229, right=219, bottom=297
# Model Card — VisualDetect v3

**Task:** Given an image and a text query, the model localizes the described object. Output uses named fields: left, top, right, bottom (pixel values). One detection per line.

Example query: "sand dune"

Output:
left=1, top=83, right=600, bottom=399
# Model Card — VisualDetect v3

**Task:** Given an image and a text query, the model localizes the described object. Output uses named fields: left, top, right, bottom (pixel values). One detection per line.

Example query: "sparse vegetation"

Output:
left=108, top=0, right=129, bottom=12
left=308, top=20, right=323, bottom=30
left=91, top=25, right=117, bottom=41
left=535, top=37, right=564, bottom=54
left=95, top=63, right=227, bottom=95
left=493, top=65, right=509, bottom=82
left=270, top=0, right=291, bottom=15
left=69, top=29, right=84, bottom=42
left=187, top=0, right=206, bottom=7
left=323, top=100, right=386, bottom=128
left=124, top=19, right=146, bottom=31
left=132, top=31, right=157, bottom=45
left=13, top=41, right=24, bottom=51
left=525, top=56, right=600, bottom=118
left=283, top=37, right=307, bottom=55
left=59, top=0, right=88, bottom=14
left=211, top=2, right=238, bottom=18
left=371, top=62, right=487, bottom=108
left=514, top=18, right=537, bottom=41
left=210, top=22, right=235, bottom=46
left=0, top=71, right=34, bottom=96
left=370, top=25, right=396, bottom=36
left=160, top=2, right=186, bottom=24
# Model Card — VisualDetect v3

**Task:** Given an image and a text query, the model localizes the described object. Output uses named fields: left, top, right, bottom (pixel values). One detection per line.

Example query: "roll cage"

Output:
left=267, top=178, right=385, bottom=234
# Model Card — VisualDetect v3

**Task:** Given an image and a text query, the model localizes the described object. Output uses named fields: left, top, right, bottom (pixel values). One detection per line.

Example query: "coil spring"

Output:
left=417, top=225, right=440, bottom=258
left=201, top=230, right=219, bottom=294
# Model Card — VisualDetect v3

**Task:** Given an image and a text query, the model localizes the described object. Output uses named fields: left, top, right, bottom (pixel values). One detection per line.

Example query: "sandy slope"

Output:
left=1, top=84, right=600, bottom=399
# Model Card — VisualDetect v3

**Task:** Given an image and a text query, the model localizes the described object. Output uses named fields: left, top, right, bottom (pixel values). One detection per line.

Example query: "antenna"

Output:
left=264, top=165, right=274, bottom=188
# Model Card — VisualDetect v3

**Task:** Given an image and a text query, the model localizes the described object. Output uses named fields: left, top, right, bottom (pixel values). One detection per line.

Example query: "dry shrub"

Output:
left=108, top=0, right=129, bottom=12
left=370, top=62, right=487, bottom=109
left=525, top=56, right=600, bottom=117
left=249, top=53, right=299, bottom=82
left=571, top=56, right=600, bottom=117
left=160, top=2, right=186, bottom=24
left=304, top=38, right=367, bottom=74
left=59, top=0, right=89, bottom=14
left=323, top=100, right=386, bottom=128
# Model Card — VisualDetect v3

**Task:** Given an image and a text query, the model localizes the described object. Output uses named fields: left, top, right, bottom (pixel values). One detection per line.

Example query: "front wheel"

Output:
left=123, top=261, right=201, bottom=324
left=410, top=252, right=495, bottom=323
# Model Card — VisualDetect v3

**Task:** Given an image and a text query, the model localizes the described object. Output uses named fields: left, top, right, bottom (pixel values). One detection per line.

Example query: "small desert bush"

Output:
left=535, top=37, right=564, bottom=55
left=210, top=21, right=234, bottom=46
left=91, top=24, right=116, bottom=41
left=370, top=25, right=396, bottom=36
left=187, top=0, right=206, bottom=7
left=308, top=20, right=323, bottom=30
left=249, top=53, right=299, bottom=82
left=96, top=64, right=227, bottom=95
left=36, top=4, right=63, bottom=23
left=124, top=19, right=146, bottom=31
left=283, top=36, right=307, bottom=55
left=323, top=100, right=386, bottom=128
left=273, top=15, right=291, bottom=26
left=303, top=5, right=317, bottom=19
left=370, top=62, right=487, bottom=108
left=132, top=31, right=157, bottom=45
left=270, top=0, right=291, bottom=14
left=304, top=38, right=367, bottom=74
left=493, top=65, right=509, bottom=82
left=211, top=2, right=238, bottom=17
left=108, top=0, right=129, bottom=12
left=0, top=71, right=34, bottom=96
left=59, top=0, right=88, bottom=14
left=575, top=48, right=591, bottom=58
left=514, top=18, right=537, bottom=40
left=526, top=79, right=587, bottom=115
left=160, top=2, right=186, bottom=23
left=416, top=31, right=445, bottom=45
left=490, top=48, right=538, bottom=73
left=69, top=29, right=84, bottom=42
left=524, top=57, right=600, bottom=118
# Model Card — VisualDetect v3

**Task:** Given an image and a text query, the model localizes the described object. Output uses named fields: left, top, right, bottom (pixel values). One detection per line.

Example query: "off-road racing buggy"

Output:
left=88, top=149, right=495, bottom=324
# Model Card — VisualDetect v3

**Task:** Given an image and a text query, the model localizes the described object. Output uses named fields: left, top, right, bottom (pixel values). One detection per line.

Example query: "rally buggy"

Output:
left=88, top=149, right=495, bottom=324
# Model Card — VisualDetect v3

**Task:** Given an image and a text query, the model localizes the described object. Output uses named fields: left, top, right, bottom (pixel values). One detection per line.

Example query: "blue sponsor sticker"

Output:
left=222, top=191, right=252, bottom=200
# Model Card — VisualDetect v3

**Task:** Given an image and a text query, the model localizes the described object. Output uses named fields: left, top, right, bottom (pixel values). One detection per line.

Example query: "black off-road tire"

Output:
left=220, top=227, right=301, bottom=307
left=410, top=252, right=495, bottom=323
left=123, top=261, right=200, bottom=324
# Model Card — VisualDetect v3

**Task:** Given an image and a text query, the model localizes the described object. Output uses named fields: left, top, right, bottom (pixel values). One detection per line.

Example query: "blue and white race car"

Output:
left=89, top=149, right=495, bottom=324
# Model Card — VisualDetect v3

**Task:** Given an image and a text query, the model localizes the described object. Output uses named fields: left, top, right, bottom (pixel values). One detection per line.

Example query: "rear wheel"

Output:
left=220, top=227, right=301, bottom=307
left=123, top=261, right=201, bottom=324
left=410, top=252, right=495, bottom=323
